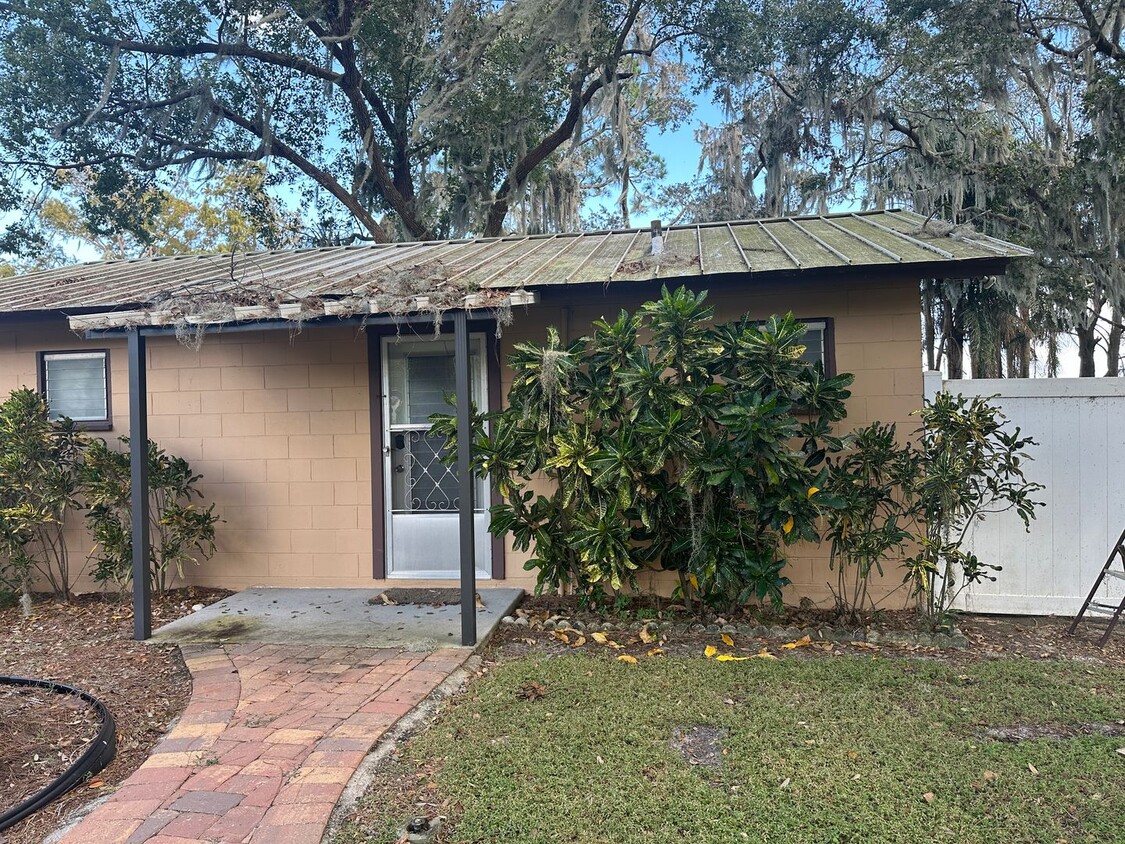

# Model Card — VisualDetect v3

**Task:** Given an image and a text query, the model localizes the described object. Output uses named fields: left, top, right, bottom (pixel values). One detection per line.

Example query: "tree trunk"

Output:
left=941, top=290, right=965, bottom=379
left=923, top=280, right=938, bottom=371
left=1077, top=320, right=1098, bottom=377
left=1106, top=305, right=1122, bottom=376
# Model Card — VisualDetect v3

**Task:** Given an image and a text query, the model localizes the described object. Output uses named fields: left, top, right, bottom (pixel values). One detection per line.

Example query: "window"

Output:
left=752, top=318, right=834, bottom=374
left=797, top=319, right=832, bottom=372
left=39, top=350, right=111, bottom=429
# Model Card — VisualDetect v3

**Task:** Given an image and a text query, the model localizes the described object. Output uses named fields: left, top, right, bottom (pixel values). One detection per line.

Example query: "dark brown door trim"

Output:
left=367, top=320, right=505, bottom=580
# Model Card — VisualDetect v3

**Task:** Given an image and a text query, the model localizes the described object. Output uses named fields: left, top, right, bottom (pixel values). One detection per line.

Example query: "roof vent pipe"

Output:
left=650, top=220, right=663, bottom=256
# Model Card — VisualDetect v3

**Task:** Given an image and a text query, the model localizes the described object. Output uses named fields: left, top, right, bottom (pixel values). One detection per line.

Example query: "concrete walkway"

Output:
left=57, top=643, right=469, bottom=844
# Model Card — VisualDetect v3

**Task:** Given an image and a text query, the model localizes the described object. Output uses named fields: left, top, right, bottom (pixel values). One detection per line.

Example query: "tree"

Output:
left=692, top=0, right=1125, bottom=376
left=0, top=0, right=699, bottom=247
left=18, top=163, right=302, bottom=267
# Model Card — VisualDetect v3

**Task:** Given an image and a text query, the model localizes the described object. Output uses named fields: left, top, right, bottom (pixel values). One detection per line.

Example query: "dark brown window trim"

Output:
left=367, top=321, right=505, bottom=580
left=37, top=349, right=113, bottom=431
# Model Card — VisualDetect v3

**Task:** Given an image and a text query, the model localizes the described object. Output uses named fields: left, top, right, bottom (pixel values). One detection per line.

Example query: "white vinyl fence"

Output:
left=926, top=372, right=1125, bottom=615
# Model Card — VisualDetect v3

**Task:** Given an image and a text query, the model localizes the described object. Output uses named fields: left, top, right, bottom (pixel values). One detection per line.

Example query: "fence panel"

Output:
left=932, top=376, right=1125, bottom=615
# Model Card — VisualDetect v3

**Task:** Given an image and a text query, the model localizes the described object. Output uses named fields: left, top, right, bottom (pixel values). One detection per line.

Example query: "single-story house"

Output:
left=0, top=209, right=1031, bottom=638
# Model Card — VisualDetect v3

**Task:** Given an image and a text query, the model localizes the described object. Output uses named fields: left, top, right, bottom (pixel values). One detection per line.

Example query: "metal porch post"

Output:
left=128, top=330, right=152, bottom=641
left=453, top=310, right=477, bottom=646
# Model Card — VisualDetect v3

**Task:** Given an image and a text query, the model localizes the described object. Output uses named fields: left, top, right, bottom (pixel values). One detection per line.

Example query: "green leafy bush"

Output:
left=824, top=422, right=920, bottom=623
left=0, top=388, right=86, bottom=609
left=904, top=391, right=1043, bottom=626
left=435, top=286, right=854, bottom=609
left=80, top=437, right=220, bottom=594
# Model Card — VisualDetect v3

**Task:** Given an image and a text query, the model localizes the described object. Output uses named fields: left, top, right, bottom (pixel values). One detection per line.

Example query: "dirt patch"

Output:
left=670, top=725, right=728, bottom=768
left=169, top=614, right=260, bottom=642
left=0, top=683, right=101, bottom=811
left=0, top=586, right=231, bottom=843
left=981, top=722, right=1125, bottom=742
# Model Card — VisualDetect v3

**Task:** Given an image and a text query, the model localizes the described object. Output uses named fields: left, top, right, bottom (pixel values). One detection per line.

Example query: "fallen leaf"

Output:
left=647, top=647, right=665, bottom=657
left=572, top=635, right=587, bottom=647
left=517, top=682, right=549, bottom=702
left=782, top=635, right=813, bottom=650
left=753, top=648, right=778, bottom=660
left=922, top=792, right=935, bottom=804
left=716, top=654, right=750, bottom=662
left=1028, top=763, right=1039, bottom=775
left=721, top=633, right=735, bottom=647
left=704, top=645, right=718, bottom=658
left=379, top=593, right=397, bottom=606
left=983, top=770, right=998, bottom=782
left=591, top=631, right=609, bottom=644
left=1115, top=748, right=1125, bottom=757
left=639, top=627, right=656, bottom=644
left=617, top=654, right=638, bottom=664
left=780, top=778, right=791, bottom=789
left=852, top=774, right=861, bottom=781
left=87, top=780, right=104, bottom=789
left=847, top=751, right=858, bottom=760
left=551, top=631, right=571, bottom=645
left=596, top=755, right=604, bottom=764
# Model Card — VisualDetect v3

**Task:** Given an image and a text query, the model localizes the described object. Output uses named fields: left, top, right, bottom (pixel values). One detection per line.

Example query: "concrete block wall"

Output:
left=0, top=271, right=922, bottom=606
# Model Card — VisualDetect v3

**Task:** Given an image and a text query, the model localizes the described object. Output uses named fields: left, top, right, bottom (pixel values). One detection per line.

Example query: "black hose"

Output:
left=0, top=676, right=116, bottom=832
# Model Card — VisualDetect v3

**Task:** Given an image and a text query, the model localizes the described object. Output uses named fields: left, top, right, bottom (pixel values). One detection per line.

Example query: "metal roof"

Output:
left=0, top=209, right=1032, bottom=331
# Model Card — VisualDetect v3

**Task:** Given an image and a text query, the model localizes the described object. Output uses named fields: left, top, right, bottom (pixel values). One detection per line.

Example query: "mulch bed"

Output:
left=493, top=594, right=1125, bottom=667
left=0, top=586, right=232, bottom=844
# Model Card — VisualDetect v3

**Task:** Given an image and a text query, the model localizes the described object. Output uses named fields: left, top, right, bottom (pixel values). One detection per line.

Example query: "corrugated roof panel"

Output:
left=0, top=210, right=1033, bottom=321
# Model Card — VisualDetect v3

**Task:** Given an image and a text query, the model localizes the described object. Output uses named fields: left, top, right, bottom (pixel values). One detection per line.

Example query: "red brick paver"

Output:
left=59, top=644, right=468, bottom=844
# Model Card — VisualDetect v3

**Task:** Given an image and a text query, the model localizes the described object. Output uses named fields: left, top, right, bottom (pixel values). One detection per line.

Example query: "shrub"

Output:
left=80, top=437, right=220, bottom=594
left=434, top=286, right=854, bottom=610
left=903, top=392, right=1043, bottom=626
left=0, top=388, right=86, bottom=610
left=824, top=422, right=920, bottom=623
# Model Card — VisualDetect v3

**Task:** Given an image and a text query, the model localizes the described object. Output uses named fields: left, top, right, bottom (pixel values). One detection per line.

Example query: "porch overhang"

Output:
left=103, top=295, right=537, bottom=648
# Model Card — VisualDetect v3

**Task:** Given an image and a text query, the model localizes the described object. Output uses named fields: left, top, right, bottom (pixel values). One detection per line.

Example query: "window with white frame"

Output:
left=39, top=351, right=111, bottom=428
left=798, top=320, right=830, bottom=371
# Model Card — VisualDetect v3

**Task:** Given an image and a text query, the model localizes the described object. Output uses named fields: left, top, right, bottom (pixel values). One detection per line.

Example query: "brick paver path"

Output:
left=59, top=644, right=469, bottom=844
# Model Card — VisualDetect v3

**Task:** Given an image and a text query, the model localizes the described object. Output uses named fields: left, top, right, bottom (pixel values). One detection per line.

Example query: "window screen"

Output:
left=41, top=351, right=110, bottom=424
left=799, top=321, right=827, bottom=368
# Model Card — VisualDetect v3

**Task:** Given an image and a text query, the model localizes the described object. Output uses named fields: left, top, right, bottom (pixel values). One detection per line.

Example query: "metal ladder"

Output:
left=1068, top=525, right=1125, bottom=646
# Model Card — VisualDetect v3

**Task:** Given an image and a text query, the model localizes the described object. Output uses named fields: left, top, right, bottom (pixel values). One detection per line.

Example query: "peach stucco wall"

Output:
left=0, top=272, right=921, bottom=606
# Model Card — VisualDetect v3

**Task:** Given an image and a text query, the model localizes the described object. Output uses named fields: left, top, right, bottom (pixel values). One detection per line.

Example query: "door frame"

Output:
left=366, top=320, right=505, bottom=579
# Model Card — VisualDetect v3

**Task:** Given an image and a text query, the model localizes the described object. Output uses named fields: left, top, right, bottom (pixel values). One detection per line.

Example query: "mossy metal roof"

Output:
left=0, top=209, right=1032, bottom=330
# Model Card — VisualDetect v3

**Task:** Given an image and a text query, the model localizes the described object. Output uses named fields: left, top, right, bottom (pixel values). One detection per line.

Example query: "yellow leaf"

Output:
left=551, top=631, right=571, bottom=644
left=647, top=647, right=665, bottom=657
left=572, top=635, right=587, bottom=647
left=715, top=654, right=750, bottom=662
left=704, top=645, right=718, bottom=658
left=688, top=573, right=699, bottom=590
left=781, top=635, right=813, bottom=650
left=639, top=627, right=656, bottom=644
left=752, top=648, right=778, bottom=660
left=617, top=654, right=638, bottom=664
left=783, top=515, right=795, bottom=534
left=591, top=632, right=609, bottom=644
left=721, top=633, right=734, bottom=647
left=807, top=486, right=820, bottom=498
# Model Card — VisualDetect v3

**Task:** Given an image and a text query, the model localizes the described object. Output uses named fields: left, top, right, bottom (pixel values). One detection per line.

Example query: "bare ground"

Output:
left=0, top=587, right=231, bottom=843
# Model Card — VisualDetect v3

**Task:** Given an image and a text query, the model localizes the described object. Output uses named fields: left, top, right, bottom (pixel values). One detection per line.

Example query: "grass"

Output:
left=336, top=653, right=1125, bottom=844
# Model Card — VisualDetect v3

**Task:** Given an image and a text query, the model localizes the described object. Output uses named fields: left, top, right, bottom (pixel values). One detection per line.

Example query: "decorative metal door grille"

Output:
left=391, top=429, right=461, bottom=512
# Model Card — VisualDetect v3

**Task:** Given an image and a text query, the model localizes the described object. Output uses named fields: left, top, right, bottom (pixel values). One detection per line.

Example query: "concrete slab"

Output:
left=150, top=587, right=524, bottom=650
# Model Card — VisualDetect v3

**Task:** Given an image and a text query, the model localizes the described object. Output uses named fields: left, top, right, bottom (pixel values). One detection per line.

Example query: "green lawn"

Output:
left=336, top=654, right=1125, bottom=844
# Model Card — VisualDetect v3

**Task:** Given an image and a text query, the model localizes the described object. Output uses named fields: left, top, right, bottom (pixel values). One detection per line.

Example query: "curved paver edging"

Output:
left=0, top=676, right=116, bottom=832
left=52, top=644, right=469, bottom=844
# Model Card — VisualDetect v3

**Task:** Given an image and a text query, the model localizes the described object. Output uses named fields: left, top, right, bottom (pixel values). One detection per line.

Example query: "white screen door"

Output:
left=382, top=334, right=492, bottom=578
